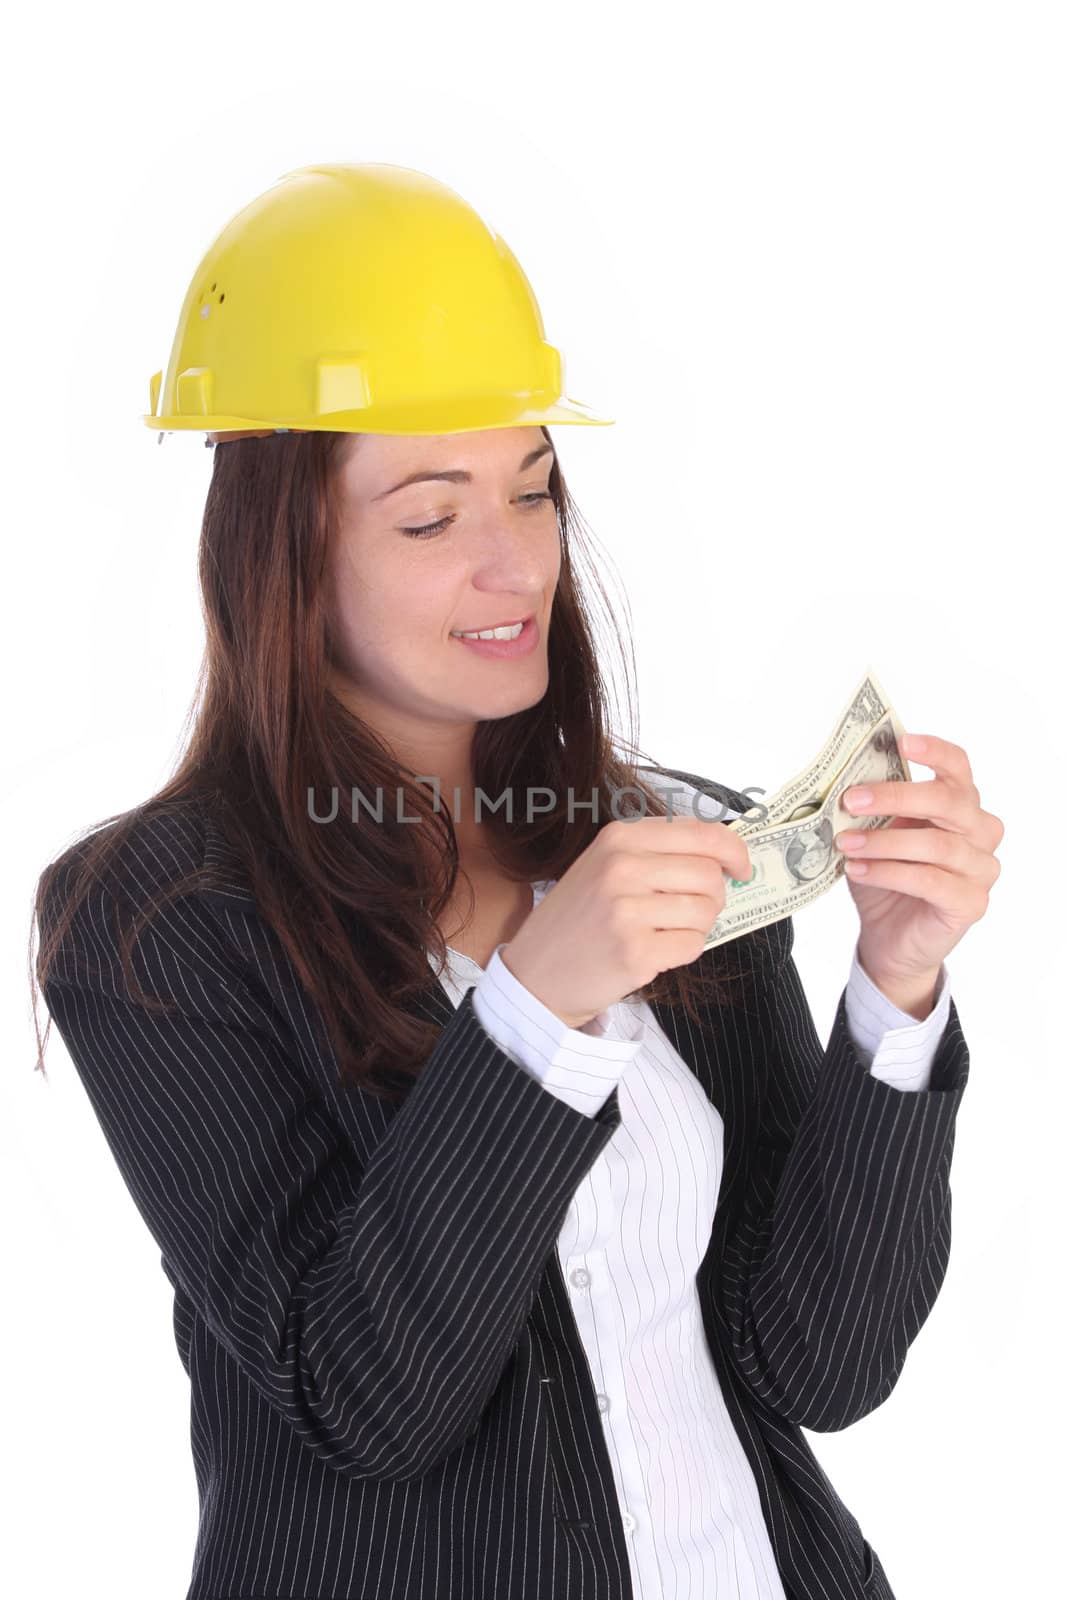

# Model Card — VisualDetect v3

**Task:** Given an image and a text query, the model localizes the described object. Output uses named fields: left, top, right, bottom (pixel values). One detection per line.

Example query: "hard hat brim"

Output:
left=145, top=392, right=614, bottom=436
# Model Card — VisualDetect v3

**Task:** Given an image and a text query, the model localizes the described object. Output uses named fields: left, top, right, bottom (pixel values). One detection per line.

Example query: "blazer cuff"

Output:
left=470, top=945, right=644, bottom=1117
left=845, top=943, right=953, bottom=1092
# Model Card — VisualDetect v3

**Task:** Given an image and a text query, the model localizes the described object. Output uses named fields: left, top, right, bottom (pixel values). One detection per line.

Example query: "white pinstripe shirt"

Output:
left=427, top=784, right=952, bottom=1599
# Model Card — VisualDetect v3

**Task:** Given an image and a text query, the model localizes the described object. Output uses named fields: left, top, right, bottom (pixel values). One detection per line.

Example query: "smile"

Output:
left=450, top=612, right=533, bottom=640
left=449, top=615, right=540, bottom=658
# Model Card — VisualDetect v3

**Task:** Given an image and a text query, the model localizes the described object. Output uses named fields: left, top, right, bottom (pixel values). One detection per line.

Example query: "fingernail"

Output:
left=845, top=788, right=872, bottom=810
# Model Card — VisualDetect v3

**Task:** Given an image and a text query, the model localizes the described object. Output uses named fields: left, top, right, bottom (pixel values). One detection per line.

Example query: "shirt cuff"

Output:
left=845, top=943, right=953, bottom=1092
left=470, top=944, right=645, bottom=1117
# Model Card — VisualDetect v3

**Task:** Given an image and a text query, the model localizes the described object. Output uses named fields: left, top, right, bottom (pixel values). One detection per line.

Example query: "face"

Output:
left=325, top=426, right=561, bottom=752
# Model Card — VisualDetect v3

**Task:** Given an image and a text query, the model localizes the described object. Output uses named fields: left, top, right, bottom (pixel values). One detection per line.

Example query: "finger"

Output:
left=844, top=730, right=981, bottom=823
left=900, top=732, right=976, bottom=791
left=842, top=775, right=972, bottom=832
left=834, top=823, right=1001, bottom=889
left=634, top=891, right=727, bottom=933
left=608, top=850, right=750, bottom=902
left=841, top=857, right=991, bottom=921
left=614, top=814, right=753, bottom=881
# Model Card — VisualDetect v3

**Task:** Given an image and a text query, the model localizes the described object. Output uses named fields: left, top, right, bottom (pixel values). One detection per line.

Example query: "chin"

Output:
left=461, top=676, right=549, bottom=720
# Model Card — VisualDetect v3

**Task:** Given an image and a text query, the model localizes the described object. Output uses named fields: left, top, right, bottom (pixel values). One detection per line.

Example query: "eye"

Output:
left=401, top=491, right=554, bottom=541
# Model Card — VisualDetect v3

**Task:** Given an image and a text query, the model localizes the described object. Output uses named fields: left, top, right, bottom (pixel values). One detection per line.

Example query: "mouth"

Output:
left=449, top=611, right=534, bottom=637
left=449, top=613, right=540, bottom=658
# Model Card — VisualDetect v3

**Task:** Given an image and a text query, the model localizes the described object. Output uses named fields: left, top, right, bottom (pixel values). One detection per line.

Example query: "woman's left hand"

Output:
left=835, top=732, right=1004, bottom=996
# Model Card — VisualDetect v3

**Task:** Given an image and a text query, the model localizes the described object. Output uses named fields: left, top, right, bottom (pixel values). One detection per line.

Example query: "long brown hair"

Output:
left=31, top=426, right=767, bottom=1102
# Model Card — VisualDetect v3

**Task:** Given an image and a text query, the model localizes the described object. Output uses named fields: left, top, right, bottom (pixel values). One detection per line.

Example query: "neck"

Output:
left=327, top=670, right=480, bottom=830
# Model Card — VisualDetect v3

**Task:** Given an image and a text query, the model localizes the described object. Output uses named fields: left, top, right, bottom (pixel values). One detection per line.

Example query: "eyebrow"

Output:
left=371, top=441, right=556, bottom=501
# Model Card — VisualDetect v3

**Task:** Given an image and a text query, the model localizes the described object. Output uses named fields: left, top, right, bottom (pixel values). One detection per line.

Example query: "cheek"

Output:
left=541, top=529, right=563, bottom=589
left=330, top=547, right=456, bottom=658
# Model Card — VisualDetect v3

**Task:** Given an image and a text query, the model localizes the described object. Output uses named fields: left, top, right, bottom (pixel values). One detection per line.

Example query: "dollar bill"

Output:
left=700, top=665, right=913, bottom=951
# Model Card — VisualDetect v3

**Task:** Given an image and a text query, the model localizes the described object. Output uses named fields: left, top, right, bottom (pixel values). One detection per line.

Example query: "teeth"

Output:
left=451, top=621, right=526, bottom=640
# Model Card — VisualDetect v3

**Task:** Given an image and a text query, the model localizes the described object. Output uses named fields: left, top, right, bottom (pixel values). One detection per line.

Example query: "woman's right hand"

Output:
left=499, top=815, right=754, bottom=1028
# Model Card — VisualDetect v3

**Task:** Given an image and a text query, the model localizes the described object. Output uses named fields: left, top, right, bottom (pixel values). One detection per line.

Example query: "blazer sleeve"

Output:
left=716, top=912, right=970, bottom=1433
left=39, top=869, right=625, bottom=1483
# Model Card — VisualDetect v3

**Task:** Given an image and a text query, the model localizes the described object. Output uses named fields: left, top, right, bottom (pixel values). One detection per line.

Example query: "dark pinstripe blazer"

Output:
left=39, top=769, right=969, bottom=1600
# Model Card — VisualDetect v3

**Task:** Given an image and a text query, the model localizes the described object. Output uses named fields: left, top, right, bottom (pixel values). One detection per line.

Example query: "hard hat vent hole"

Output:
left=219, top=294, right=225, bottom=303
left=211, top=282, right=216, bottom=291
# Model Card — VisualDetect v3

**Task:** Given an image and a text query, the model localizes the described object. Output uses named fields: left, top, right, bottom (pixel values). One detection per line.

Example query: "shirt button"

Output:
left=569, top=1267, right=591, bottom=1289
left=595, top=1392, right=610, bottom=1413
left=621, top=1511, right=637, bottom=1533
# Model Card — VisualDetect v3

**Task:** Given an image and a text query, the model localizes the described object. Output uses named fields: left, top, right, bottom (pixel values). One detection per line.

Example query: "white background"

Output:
left=5, top=2, right=1063, bottom=1595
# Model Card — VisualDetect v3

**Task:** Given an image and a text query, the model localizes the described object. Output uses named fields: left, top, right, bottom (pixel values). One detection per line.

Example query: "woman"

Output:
left=32, top=163, right=1003, bottom=1600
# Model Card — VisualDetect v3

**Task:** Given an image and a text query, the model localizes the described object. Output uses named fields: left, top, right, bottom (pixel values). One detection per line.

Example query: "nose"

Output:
left=467, top=514, right=553, bottom=593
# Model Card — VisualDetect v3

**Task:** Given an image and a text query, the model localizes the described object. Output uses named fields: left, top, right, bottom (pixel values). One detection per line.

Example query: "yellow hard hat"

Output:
left=143, top=161, right=615, bottom=440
